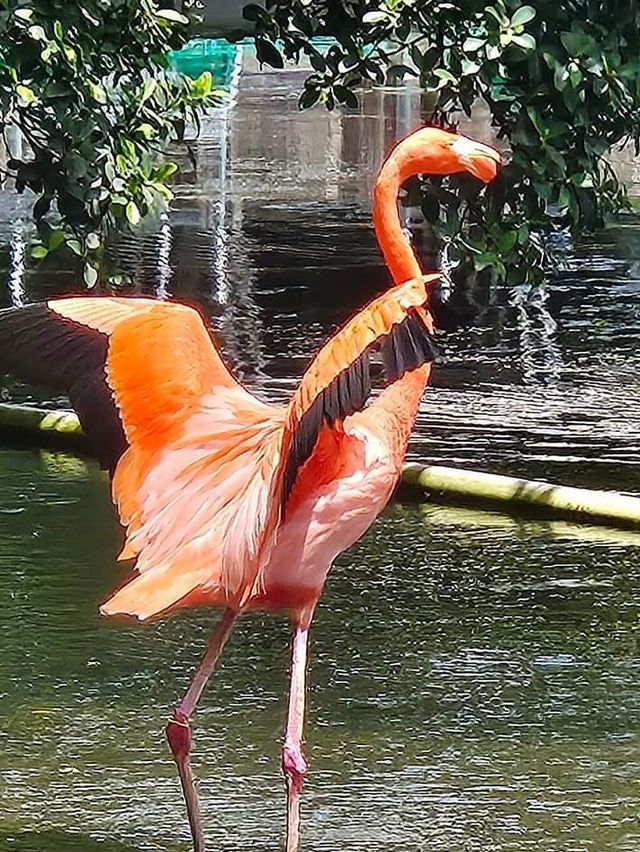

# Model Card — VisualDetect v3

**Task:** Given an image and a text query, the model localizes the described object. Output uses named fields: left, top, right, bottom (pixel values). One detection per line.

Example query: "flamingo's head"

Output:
left=450, top=133, right=502, bottom=183
left=390, top=126, right=502, bottom=184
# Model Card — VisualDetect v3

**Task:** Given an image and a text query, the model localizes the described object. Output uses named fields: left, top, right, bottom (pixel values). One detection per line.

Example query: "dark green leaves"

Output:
left=250, top=0, right=640, bottom=289
left=256, top=37, right=285, bottom=68
left=561, top=28, right=597, bottom=58
left=0, top=0, right=221, bottom=286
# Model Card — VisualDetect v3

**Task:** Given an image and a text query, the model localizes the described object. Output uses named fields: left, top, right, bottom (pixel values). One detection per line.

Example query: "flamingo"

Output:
left=0, top=127, right=500, bottom=851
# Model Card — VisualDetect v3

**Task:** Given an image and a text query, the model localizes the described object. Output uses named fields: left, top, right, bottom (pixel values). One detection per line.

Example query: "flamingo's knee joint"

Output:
left=166, top=709, right=192, bottom=761
left=282, top=739, right=308, bottom=792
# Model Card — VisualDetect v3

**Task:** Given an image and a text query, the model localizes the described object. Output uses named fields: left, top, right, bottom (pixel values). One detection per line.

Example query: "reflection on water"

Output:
left=2, top=48, right=640, bottom=852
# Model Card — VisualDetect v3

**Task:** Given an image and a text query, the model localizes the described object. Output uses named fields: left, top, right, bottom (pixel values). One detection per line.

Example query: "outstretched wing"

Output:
left=0, top=297, right=240, bottom=471
left=0, top=297, right=285, bottom=619
left=279, top=273, right=439, bottom=508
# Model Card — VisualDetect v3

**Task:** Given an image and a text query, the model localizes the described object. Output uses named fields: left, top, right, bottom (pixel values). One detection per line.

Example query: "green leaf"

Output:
left=27, top=24, right=47, bottom=41
left=16, top=85, right=35, bottom=106
left=560, top=29, right=593, bottom=57
left=40, top=43, right=56, bottom=62
left=475, top=252, right=498, bottom=272
left=461, top=58, right=481, bottom=76
left=44, top=81, right=69, bottom=99
left=362, top=11, right=389, bottom=24
left=126, top=201, right=141, bottom=226
left=30, top=245, right=48, bottom=259
left=485, top=5, right=507, bottom=24
left=333, top=84, right=358, bottom=108
left=87, top=80, right=107, bottom=104
left=33, top=195, right=51, bottom=219
left=120, top=138, right=137, bottom=161
left=83, top=263, right=98, bottom=288
left=243, top=4, right=264, bottom=22
left=156, top=9, right=189, bottom=24
left=510, top=6, right=536, bottom=27
left=79, top=6, right=100, bottom=27
left=154, top=161, right=178, bottom=181
left=255, top=38, right=284, bottom=69
left=554, top=64, right=569, bottom=91
left=299, top=87, right=321, bottom=109
left=66, top=239, right=83, bottom=256
left=434, top=68, right=457, bottom=82
left=136, top=123, right=156, bottom=139
left=558, top=186, right=571, bottom=209
left=571, top=173, right=594, bottom=188
left=14, top=8, right=34, bottom=21
left=569, top=66, right=583, bottom=87
left=140, top=78, right=157, bottom=104
left=463, top=37, right=485, bottom=53
left=65, top=153, right=87, bottom=178
left=191, top=71, right=213, bottom=97
left=86, top=232, right=100, bottom=250
left=153, top=182, right=174, bottom=202
left=48, top=229, right=66, bottom=250
left=511, top=33, right=536, bottom=51
left=498, top=230, right=517, bottom=252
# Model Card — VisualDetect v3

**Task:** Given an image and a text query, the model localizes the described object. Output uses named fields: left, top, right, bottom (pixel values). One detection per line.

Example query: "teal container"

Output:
left=169, top=36, right=341, bottom=88
left=169, top=39, right=239, bottom=87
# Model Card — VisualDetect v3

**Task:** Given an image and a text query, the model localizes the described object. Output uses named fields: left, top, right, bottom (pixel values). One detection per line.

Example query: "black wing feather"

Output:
left=282, top=309, right=436, bottom=508
left=0, top=304, right=127, bottom=473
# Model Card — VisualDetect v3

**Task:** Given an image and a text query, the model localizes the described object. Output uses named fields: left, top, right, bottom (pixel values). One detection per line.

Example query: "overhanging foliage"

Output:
left=246, top=1, right=640, bottom=290
left=0, top=0, right=220, bottom=285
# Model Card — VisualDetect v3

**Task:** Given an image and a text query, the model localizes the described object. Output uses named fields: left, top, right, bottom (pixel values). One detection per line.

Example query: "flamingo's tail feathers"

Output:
left=100, top=564, right=214, bottom=621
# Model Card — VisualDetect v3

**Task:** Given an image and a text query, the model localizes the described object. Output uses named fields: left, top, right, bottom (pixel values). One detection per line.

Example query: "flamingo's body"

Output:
left=0, top=127, right=500, bottom=851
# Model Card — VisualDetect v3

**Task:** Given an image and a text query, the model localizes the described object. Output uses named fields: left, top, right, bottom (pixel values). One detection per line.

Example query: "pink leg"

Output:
left=283, top=621, right=311, bottom=852
left=165, top=608, right=237, bottom=852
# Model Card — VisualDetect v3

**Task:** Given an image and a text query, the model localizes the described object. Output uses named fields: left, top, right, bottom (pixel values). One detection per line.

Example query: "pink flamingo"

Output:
left=0, top=127, right=500, bottom=851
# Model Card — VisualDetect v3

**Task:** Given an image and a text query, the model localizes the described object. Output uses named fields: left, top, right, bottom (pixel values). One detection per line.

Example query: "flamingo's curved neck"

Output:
left=373, top=148, right=424, bottom=285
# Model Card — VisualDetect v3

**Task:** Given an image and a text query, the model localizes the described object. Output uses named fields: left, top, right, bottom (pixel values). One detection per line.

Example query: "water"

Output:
left=2, top=450, right=640, bottom=851
left=2, top=50, right=640, bottom=852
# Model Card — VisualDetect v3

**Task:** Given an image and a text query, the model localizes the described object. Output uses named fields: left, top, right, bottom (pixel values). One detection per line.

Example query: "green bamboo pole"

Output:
left=402, top=463, right=640, bottom=527
left=2, top=402, right=640, bottom=529
left=0, top=402, right=85, bottom=443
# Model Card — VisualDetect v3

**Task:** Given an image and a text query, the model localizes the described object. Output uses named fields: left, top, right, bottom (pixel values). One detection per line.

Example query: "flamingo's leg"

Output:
left=283, top=620, right=312, bottom=852
left=165, top=607, right=237, bottom=852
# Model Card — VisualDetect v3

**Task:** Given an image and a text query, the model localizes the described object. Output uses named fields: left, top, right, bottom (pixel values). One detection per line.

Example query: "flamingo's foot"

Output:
left=282, top=738, right=308, bottom=794
left=166, top=708, right=192, bottom=761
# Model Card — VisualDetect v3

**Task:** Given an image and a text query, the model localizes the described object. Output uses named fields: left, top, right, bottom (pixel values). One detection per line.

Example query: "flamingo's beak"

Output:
left=452, top=135, right=502, bottom=183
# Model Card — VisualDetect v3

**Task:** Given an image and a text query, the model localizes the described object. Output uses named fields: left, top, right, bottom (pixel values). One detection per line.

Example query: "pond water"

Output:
left=2, top=49, right=640, bottom=852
